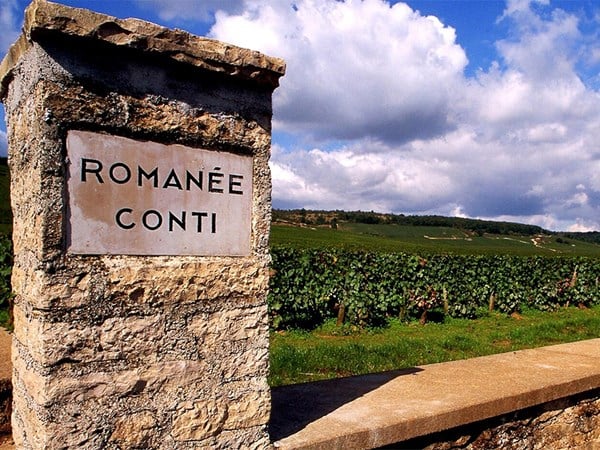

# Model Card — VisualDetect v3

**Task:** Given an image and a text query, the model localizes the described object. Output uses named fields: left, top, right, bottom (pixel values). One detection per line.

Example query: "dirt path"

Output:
left=0, top=435, right=13, bottom=449
left=0, top=328, right=10, bottom=382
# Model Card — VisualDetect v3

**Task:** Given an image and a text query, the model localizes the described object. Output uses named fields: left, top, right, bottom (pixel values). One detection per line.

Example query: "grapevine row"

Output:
left=268, top=247, right=600, bottom=330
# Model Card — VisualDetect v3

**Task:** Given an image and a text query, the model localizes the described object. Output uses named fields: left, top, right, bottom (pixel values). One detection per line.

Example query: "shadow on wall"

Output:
left=270, top=367, right=422, bottom=442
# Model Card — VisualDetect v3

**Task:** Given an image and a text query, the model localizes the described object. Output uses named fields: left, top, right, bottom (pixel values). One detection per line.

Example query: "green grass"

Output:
left=0, top=309, right=9, bottom=330
left=269, top=305, right=600, bottom=386
left=271, top=223, right=600, bottom=256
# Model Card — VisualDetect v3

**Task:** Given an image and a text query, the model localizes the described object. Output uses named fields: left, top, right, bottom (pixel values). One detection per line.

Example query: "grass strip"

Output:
left=0, top=310, right=9, bottom=330
left=269, top=305, right=600, bottom=386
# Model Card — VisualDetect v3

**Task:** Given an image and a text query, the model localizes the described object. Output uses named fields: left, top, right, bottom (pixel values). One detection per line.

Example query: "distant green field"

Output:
left=270, top=223, right=600, bottom=256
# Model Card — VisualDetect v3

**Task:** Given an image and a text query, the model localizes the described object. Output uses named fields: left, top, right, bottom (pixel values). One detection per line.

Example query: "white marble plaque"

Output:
left=66, top=130, right=252, bottom=255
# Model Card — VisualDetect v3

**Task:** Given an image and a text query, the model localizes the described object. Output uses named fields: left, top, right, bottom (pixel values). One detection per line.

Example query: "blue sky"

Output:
left=2, top=0, right=600, bottom=231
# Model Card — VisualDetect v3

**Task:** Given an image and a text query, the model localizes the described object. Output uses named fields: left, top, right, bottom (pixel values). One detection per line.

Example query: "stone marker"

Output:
left=0, top=0, right=284, bottom=448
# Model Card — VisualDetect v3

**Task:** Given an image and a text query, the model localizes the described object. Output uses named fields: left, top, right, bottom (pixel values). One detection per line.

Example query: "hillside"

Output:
left=271, top=209, right=600, bottom=256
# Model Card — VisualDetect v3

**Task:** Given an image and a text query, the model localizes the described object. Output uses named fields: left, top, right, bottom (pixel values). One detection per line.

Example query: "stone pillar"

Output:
left=0, top=1, right=284, bottom=448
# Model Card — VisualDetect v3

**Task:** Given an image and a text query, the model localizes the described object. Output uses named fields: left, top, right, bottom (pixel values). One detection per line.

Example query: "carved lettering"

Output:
left=80, top=160, right=244, bottom=195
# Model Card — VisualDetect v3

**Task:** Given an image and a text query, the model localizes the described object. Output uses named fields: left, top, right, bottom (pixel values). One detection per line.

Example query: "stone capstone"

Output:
left=0, top=0, right=285, bottom=99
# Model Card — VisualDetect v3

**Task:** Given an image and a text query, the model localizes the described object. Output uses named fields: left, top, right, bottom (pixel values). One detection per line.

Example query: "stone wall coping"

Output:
left=271, top=338, right=600, bottom=449
left=0, top=0, right=286, bottom=100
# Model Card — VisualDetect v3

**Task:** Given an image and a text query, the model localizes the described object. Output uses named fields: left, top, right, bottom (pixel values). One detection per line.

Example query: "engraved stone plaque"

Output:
left=66, top=130, right=252, bottom=255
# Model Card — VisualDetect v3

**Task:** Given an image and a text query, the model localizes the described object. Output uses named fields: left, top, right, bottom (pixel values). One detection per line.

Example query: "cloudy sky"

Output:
left=1, top=0, right=600, bottom=231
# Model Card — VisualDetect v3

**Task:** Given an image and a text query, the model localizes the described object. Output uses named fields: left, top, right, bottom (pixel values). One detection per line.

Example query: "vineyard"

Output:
left=1, top=200, right=600, bottom=332
left=268, top=247, right=600, bottom=330
left=268, top=212, right=600, bottom=331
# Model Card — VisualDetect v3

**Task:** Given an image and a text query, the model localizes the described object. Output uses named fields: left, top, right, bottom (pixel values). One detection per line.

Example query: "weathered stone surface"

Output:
left=109, top=411, right=157, bottom=449
left=188, top=305, right=269, bottom=345
left=11, top=287, right=269, bottom=367
left=172, top=399, right=229, bottom=442
left=224, top=385, right=271, bottom=430
left=1, top=0, right=281, bottom=448
left=418, top=394, right=600, bottom=450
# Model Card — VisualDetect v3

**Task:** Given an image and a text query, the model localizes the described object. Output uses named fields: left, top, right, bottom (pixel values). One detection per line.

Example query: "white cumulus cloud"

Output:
left=210, top=0, right=468, bottom=144
left=135, top=0, right=245, bottom=22
left=243, top=0, right=600, bottom=230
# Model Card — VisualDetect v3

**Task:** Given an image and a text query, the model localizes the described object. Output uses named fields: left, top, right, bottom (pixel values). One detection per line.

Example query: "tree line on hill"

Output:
left=558, top=231, right=600, bottom=245
left=272, top=208, right=600, bottom=243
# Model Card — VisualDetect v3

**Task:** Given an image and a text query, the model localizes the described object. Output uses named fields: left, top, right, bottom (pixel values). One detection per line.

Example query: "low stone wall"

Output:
left=272, top=339, right=600, bottom=450
left=393, top=390, right=600, bottom=449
